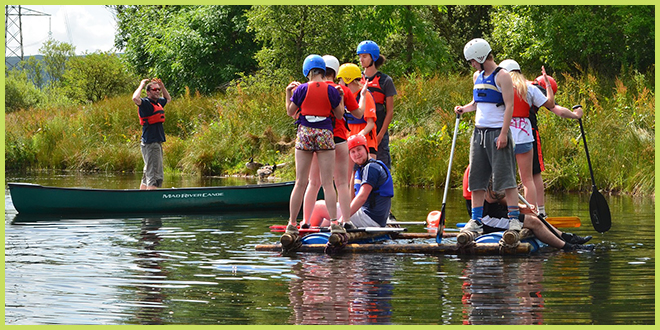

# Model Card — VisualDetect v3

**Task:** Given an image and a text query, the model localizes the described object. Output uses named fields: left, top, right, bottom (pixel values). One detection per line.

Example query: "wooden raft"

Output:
left=255, top=242, right=532, bottom=255
left=306, top=230, right=457, bottom=244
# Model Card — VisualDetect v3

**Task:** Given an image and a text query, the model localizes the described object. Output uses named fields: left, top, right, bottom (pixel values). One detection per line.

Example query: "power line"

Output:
left=5, top=5, right=51, bottom=70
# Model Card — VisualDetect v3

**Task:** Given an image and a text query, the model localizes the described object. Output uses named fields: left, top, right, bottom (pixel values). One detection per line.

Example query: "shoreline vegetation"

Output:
left=5, top=70, right=655, bottom=196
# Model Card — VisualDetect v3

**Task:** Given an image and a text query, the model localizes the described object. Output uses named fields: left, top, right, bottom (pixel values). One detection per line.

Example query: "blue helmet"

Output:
left=302, top=54, right=326, bottom=77
left=356, top=40, right=380, bottom=62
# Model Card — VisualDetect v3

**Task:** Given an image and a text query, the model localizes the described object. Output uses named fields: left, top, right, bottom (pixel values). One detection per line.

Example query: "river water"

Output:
left=4, top=172, right=655, bottom=324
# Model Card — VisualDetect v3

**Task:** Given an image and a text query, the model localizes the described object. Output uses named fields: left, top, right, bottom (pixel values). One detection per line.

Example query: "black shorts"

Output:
left=532, top=128, right=545, bottom=175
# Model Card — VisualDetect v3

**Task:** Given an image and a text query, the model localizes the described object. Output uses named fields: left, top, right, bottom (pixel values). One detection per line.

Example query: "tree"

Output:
left=112, top=5, right=259, bottom=95
left=490, top=5, right=655, bottom=77
left=432, top=5, right=493, bottom=72
left=246, top=5, right=454, bottom=80
left=39, top=39, right=76, bottom=83
left=17, top=56, right=45, bottom=88
left=61, top=51, right=137, bottom=103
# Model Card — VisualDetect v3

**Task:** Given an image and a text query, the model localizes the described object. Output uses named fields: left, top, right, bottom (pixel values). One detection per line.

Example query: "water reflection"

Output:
left=5, top=173, right=655, bottom=325
left=287, top=254, right=394, bottom=325
left=460, top=257, right=546, bottom=325
left=132, top=218, right=167, bottom=325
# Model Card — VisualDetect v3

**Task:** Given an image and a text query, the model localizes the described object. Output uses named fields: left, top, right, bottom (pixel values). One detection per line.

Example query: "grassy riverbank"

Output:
left=5, top=70, right=654, bottom=195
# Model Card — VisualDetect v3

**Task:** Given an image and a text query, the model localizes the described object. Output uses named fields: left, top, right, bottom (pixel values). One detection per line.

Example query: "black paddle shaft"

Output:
left=578, top=117, right=612, bottom=233
left=578, top=118, right=597, bottom=188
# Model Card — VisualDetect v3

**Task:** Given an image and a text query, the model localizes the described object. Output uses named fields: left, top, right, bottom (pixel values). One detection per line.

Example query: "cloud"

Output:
left=18, top=5, right=116, bottom=56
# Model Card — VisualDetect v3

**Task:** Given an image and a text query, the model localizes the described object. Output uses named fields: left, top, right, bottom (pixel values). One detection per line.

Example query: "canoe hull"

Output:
left=8, top=182, right=295, bottom=216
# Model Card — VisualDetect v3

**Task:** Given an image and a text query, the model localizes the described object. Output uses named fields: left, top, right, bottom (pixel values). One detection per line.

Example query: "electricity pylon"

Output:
left=5, top=5, right=51, bottom=70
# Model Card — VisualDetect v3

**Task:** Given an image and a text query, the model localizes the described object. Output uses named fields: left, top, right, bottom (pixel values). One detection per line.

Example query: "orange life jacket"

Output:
left=300, top=81, right=333, bottom=117
left=138, top=100, right=165, bottom=126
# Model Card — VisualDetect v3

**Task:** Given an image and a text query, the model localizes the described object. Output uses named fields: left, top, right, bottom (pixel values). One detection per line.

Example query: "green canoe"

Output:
left=7, top=181, right=295, bottom=216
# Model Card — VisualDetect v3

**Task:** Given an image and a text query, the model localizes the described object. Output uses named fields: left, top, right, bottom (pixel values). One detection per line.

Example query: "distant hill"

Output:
left=5, top=55, right=45, bottom=70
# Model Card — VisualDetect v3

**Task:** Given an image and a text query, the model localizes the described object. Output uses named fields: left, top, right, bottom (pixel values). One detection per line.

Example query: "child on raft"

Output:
left=527, top=74, right=584, bottom=218
left=306, top=134, right=394, bottom=229
left=300, top=55, right=363, bottom=231
left=357, top=40, right=397, bottom=169
left=337, top=62, right=379, bottom=161
left=476, top=176, right=594, bottom=251
left=454, top=38, right=521, bottom=237
left=282, top=54, right=345, bottom=251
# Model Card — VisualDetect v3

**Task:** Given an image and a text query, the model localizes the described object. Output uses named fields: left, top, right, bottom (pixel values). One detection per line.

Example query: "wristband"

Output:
left=572, top=104, right=582, bottom=110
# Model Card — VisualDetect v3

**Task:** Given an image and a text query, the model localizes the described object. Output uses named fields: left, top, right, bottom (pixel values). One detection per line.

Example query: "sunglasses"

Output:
left=150, top=88, right=161, bottom=92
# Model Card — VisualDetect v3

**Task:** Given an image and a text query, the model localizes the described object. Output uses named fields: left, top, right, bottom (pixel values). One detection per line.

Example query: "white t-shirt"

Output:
left=510, top=84, right=549, bottom=145
left=474, top=70, right=506, bottom=128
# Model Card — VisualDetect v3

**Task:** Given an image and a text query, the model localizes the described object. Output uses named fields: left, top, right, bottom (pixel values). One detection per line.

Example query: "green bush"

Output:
left=5, top=69, right=42, bottom=112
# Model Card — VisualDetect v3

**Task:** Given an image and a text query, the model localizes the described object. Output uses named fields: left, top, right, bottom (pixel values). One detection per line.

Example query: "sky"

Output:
left=13, top=5, right=117, bottom=56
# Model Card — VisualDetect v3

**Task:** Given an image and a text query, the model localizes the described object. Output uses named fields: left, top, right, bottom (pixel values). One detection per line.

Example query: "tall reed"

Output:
left=5, top=70, right=654, bottom=195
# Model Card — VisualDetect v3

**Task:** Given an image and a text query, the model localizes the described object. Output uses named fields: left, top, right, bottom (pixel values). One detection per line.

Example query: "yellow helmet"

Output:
left=336, top=63, right=362, bottom=85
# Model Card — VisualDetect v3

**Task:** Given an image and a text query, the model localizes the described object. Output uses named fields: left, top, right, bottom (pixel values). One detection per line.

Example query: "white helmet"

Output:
left=463, top=38, right=491, bottom=64
left=322, top=55, right=340, bottom=76
left=499, top=59, right=521, bottom=72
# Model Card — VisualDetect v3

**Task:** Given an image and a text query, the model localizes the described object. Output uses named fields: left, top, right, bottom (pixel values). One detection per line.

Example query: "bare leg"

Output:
left=533, top=172, right=546, bottom=213
left=516, top=150, right=537, bottom=210
left=316, top=149, right=337, bottom=221
left=504, top=187, right=519, bottom=213
left=471, top=190, right=485, bottom=210
left=302, top=153, right=321, bottom=225
left=288, top=149, right=314, bottom=226
left=334, top=143, right=352, bottom=223
left=523, top=215, right=565, bottom=248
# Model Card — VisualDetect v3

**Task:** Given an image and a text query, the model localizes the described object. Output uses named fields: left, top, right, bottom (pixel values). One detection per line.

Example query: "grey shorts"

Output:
left=349, top=208, right=381, bottom=228
left=469, top=128, right=517, bottom=192
left=141, top=142, right=164, bottom=188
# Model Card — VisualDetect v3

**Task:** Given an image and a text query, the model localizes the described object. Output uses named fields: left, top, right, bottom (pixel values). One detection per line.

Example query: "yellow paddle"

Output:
left=545, top=216, right=581, bottom=228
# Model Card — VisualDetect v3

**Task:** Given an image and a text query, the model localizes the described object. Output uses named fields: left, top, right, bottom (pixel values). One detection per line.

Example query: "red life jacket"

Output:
left=326, top=81, right=352, bottom=140
left=365, top=72, right=387, bottom=105
left=300, top=81, right=333, bottom=117
left=512, top=89, right=531, bottom=118
left=138, top=99, right=165, bottom=126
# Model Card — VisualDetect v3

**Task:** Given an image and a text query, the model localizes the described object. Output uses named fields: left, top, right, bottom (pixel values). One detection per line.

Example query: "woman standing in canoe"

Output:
left=282, top=54, right=345, bottom=251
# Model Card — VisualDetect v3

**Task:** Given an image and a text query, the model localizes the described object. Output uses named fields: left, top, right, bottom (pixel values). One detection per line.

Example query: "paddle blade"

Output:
left=590, top=189, right=612, bottom=233
left=435, top=208, right=446, bottom=244
left=546, top=216, right=581, bottom=228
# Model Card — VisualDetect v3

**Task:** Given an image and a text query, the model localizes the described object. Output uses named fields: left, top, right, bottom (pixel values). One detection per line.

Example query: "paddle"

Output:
left=436, top=113, right=461, bottom=244
left=518, top=193, right=563, bottom=241
left=271, top=226, right=407, bottom=233
left=577, top=111, right=612, bottom=233
left=456, top=216, right=580, bottom=228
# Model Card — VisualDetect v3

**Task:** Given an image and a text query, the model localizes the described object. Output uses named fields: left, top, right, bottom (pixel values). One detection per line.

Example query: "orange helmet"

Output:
left=534, top=75, right=558, bottom=94
left=347, top=134, right=368, bottom=151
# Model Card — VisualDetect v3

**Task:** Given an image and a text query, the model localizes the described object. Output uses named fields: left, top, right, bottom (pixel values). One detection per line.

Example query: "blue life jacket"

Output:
left=345, top=92, right=366, bottom=124
left=473, top=66, right=504, bottom=106
left=354, top=159, right=394, bottom=198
